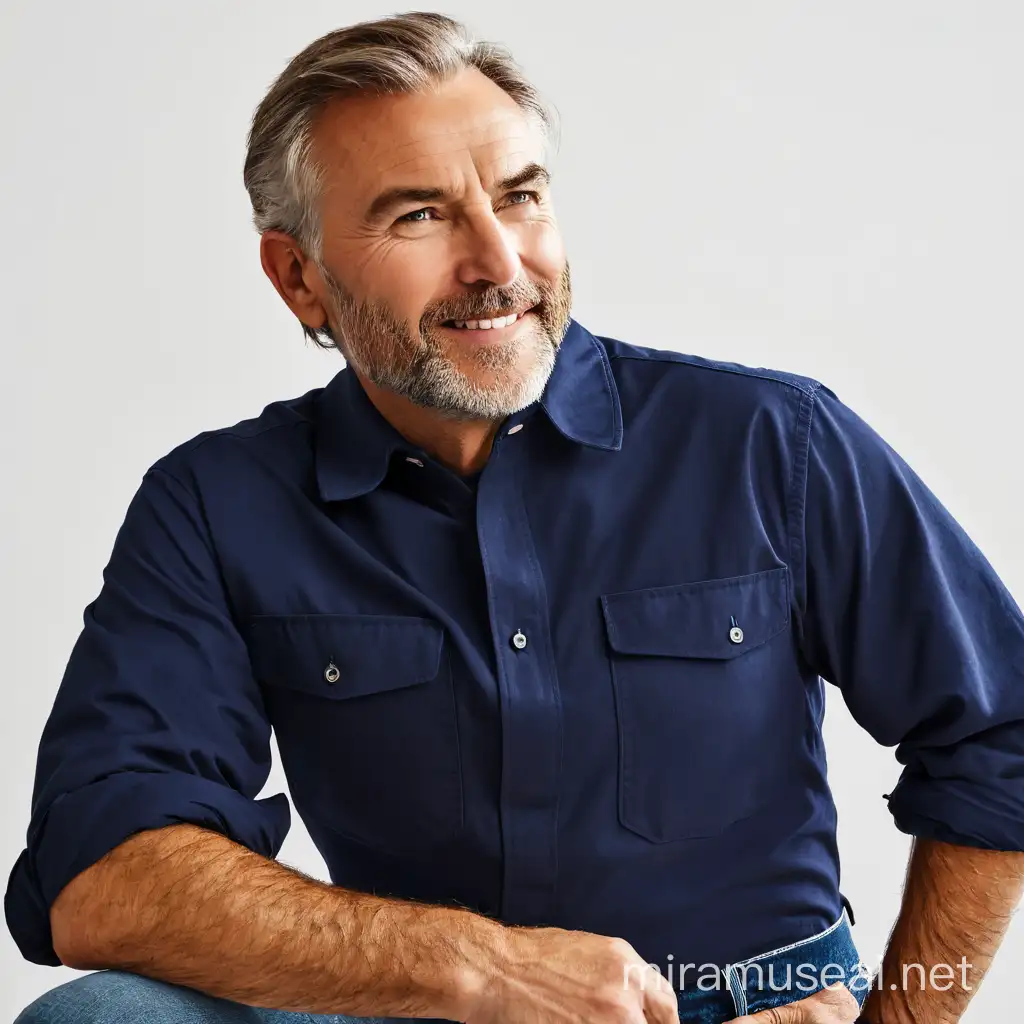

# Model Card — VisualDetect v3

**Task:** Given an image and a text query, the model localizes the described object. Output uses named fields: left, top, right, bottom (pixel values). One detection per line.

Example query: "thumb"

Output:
left=729, top=1008, right=803, bottom=1023
left=729, top=981, right=856, bottom=1022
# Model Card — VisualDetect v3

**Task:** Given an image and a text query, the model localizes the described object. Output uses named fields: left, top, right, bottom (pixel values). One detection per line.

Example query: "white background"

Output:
left=2, top=1, right=1022, bottom=1018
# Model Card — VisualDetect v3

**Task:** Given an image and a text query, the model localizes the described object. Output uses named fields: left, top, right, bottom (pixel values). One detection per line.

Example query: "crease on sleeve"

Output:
left=886, top=712, right=1024, bottom=850
left=32, top=772, right=291, bottom=908
left=887, top=768, right=1024, bottom=851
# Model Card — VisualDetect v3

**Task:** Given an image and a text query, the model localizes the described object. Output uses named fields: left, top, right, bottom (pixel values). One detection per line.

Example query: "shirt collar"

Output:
left=541, top=318, right=623, bottom=452
left=314, top=316, right=623, bottom=503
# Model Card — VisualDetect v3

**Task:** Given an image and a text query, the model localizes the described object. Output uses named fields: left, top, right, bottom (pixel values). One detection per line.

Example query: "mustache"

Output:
left=425, top=279, right=546, bottom=325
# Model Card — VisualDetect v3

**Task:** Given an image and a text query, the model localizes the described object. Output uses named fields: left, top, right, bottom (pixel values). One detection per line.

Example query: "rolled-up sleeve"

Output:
left=795, top=383, right=1024, bottom=851
left=5, top=464, right=290, bottom=965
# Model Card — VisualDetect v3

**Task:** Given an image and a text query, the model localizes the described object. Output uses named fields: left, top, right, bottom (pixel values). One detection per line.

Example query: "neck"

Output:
left=355, top=370, right=501, bottom=476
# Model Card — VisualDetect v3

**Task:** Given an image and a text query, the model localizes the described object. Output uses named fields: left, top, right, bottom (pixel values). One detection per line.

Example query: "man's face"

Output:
left=307, top=68, right=572, bottom=420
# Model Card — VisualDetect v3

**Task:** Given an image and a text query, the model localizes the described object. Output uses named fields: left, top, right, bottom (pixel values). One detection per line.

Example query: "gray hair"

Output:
left=243, top=11, right=559, bottom=347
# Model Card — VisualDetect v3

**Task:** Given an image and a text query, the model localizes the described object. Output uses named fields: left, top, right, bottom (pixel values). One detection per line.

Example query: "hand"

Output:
left=729, top=981, right=860, bottom=1022
left=463, top=923, right=679, bottom=1024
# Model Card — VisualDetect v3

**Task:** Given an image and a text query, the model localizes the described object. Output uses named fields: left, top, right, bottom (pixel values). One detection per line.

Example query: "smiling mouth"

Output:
left=441, top=306, right=539, bottom=331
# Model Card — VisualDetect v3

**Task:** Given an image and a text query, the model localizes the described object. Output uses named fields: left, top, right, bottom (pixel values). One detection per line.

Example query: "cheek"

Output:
left=364, top=245, right=444, bottom=324
left=518, top=221, right=566, bottom=280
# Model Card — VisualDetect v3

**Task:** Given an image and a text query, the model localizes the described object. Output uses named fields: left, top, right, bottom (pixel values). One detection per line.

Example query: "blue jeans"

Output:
left=16, top=908, right=868, bottom=1024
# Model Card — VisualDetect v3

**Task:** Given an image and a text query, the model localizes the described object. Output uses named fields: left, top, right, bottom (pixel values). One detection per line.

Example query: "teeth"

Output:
left=451, top=312, right=521, bottom=330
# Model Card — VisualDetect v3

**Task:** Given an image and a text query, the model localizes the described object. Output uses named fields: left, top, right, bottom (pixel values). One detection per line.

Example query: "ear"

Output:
left=259, top=231, right=329, bottom=334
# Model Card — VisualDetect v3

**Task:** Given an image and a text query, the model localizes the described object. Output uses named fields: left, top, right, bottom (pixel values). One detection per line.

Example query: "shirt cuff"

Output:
left=5, top=770, right=290, bottom=965
left=887, top=773, right=1024, bottom=852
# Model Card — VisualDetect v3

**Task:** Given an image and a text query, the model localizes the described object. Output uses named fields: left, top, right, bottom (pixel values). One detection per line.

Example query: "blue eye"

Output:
left=397, top=190, right=539, bottom=226
left=400, top=208, right=435, bottom=223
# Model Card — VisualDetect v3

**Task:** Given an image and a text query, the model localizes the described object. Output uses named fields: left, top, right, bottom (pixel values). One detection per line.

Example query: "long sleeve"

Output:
left=5, top=464, right=290, bottom=966
left=794, top=383, right=1024, bottom=850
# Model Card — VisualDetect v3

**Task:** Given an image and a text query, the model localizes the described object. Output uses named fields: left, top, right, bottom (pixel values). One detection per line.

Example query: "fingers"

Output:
left=730, top=982, right=860, bottom=1022
left=640, top=963, right=680, bottom=1024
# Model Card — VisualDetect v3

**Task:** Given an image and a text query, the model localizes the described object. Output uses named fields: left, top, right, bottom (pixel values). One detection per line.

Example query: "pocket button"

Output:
left=324, top=661, right=341, bottom=684
left=729, top=625, right=745, bottom=644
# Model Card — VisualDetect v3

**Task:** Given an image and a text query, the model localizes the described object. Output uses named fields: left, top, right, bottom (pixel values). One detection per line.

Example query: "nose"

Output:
left=457, top=212, right=521, bottom=289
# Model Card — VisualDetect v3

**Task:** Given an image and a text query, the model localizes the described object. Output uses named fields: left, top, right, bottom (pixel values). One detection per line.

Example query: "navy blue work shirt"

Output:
left=8, top=319, right=1024, bottom=971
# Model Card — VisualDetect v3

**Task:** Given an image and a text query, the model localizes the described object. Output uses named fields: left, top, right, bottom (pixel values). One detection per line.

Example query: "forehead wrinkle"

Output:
left=355, top=103, right=536, bottom=168
left=371, top=128, right=544, bottom=193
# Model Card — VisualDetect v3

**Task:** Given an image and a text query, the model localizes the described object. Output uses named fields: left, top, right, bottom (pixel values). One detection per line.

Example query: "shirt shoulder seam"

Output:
left=606, top=346, right=822, bottom=398
left=149, top=416, right=313, bottom=481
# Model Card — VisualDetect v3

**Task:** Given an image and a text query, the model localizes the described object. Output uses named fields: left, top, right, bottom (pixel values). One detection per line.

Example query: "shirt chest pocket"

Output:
left=246, top=614, right=463, bottom=853
left=601, top=567, right=799, bottom=843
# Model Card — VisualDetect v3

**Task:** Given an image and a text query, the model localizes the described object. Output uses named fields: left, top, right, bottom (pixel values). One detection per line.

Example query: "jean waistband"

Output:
left=674, top=907, right=869, bottom=1023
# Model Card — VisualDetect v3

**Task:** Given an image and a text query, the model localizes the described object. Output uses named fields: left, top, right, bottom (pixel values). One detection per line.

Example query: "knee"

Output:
left=15, top=970, right=206, bottom=1024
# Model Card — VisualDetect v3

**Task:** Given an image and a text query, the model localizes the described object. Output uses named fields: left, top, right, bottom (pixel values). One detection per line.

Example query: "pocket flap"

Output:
left=247, top=614, right=444, bottom=699
left=601, top=567, right=790, bottom=660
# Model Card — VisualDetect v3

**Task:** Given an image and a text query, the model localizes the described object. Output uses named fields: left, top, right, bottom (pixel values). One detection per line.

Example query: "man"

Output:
left=8, top=12, right=1024, bottom=1024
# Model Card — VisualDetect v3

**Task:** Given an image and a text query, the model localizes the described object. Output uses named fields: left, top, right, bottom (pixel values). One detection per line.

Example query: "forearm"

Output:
left=860, top=837, right=1024, bottom=1024
left=50, top=823, right=503, bottom=1016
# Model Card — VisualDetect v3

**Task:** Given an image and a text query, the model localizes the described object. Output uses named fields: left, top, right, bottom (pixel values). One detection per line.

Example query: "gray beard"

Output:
left=361, top=322, right=560, bottom=421
left=320, top=265, right=572, bottom=421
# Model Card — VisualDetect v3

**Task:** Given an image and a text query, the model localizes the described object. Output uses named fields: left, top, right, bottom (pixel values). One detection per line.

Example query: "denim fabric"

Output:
left=17, top=910, right=866, bottom=1024
left=14, top=969, right=389, bottom=1024
left=656, top=906, right=867, bottom=1022
left=721, top=907, right=867, bottom=1020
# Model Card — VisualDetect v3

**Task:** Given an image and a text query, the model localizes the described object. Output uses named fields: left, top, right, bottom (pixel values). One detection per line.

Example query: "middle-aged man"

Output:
left=8, top=12, right=1024, bottom=1024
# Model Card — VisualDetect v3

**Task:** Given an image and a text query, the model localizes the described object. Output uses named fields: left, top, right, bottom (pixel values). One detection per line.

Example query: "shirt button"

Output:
left=405, top=457, right=424, bottom=467
left=729, top=626, right=744, bottom=644
left=507, top=423, right=524, bottom=435
left=511, top=630, right=528, bottom=651
left=324, top=661, right=340, bottom=684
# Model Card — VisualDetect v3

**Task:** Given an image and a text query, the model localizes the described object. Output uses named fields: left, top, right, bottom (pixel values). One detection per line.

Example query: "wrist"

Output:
left=427, top=910, right=511, bottom=1022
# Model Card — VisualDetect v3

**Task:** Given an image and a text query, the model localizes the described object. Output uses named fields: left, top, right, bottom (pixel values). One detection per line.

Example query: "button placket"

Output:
left=474, top=419, right=561, bottom=923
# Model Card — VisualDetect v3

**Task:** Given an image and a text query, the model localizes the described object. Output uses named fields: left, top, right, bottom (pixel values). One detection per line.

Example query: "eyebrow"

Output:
left=365, top=162, right=552, bottom=223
